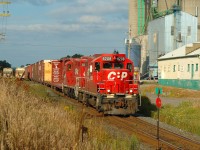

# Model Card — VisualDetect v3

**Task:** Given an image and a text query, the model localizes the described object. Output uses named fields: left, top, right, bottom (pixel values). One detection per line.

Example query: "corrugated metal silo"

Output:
left=130, top=40, right=141, bottom=68
left=182, top=0, right=200, bottom=41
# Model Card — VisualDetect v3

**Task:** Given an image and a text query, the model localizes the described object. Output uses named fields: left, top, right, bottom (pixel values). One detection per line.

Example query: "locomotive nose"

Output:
left=103, top=70, right=129, bottom=94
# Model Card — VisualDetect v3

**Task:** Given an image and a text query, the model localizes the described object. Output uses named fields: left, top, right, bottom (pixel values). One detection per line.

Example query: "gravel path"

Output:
left=145, top=92, right=200, bottom=107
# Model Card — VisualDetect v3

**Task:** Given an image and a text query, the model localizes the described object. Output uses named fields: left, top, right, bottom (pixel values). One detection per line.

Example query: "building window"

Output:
left=187, top=26, right=191, bottom=36
left=187, top=64, right=190, bottom=72
left=196, top=63, right=198, bottom=71
left=173, top=65, right=176, bottom=72
left=168, top=65, right=170, bottom=72
left=181, top=66, right=184, bottom=72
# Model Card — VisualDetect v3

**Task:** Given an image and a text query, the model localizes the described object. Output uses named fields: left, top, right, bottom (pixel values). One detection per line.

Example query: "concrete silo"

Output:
left=129, top=0, right=147, bottom=38
left=128, top=0, right=150, bottom=79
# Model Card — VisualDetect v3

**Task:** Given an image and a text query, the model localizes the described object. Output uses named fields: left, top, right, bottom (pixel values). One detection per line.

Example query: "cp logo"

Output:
left=107, top=72, right=128, bottom=80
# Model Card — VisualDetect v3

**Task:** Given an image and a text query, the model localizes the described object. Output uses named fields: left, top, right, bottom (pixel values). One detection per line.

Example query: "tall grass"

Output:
left=0, top=79, right=139, bottom=149
left=152, top=102, right=200, bottom=136
left=140, top=83, right=200, bottom=98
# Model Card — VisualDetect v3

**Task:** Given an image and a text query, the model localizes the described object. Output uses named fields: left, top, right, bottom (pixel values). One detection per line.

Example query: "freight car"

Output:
left=3, top=68, right=13, bottom=78
left=25, top=53, right=140, bottom=115
left=15, top=67, right=25, bottom=79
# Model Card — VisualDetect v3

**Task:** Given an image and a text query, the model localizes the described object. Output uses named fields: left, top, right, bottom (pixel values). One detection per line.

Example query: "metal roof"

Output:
left=158, top=43, right=200, bottom=60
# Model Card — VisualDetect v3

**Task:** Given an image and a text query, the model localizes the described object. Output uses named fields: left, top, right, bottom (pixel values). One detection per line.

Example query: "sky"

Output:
left=0, top=0, right=128, bottom=67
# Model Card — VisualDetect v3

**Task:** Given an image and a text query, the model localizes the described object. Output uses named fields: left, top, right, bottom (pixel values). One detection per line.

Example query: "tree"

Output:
left=61, top=53, right=84, bottom=59
left=72, top=53, right=83, bottom=58
left=0, top=60, right=11, bottom=70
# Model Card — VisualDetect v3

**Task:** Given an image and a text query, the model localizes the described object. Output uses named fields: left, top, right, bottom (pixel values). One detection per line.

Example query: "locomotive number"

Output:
left=107, top=71, right=128, bottom=80
left=102, top=56, right=112, bottom=61
left=116, top=57, right=125, bottom=61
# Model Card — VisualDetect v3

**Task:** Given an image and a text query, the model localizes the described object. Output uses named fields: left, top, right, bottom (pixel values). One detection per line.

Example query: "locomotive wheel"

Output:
left=83, top=101, right=89, bottom=107
left=96, top=94, right=102, bottom=109
left=82, top=93, right=89, bottom=107
left=78, top=93, right=83, bottom=103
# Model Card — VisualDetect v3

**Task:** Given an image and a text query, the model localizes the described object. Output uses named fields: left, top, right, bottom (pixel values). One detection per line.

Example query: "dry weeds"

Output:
left=0, top=79, right=138, bottom=150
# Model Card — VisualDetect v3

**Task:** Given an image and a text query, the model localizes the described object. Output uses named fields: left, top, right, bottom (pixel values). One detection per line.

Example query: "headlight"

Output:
left=107, top=89, right=110, bottom=93
left=130, top=89, right=133, bottom=93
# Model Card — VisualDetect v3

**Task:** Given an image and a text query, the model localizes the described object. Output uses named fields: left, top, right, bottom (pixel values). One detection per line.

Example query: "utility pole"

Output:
left=0, top=1, right=11, bottom=40
left=128, top=27, right=132, bottom=59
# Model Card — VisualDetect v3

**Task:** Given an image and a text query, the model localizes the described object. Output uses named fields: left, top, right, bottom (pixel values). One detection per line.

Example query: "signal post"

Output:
left=155, top=87, right=162, bottom=150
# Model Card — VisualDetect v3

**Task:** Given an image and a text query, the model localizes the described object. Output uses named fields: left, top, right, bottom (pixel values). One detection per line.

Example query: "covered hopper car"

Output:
left=15, top=67, right=25, bottom=79
left=3, top=68, right=13, bottom=78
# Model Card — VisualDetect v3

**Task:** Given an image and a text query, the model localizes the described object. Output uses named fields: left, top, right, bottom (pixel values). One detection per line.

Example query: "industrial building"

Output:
left=158, top=42, right=200, bottom=90
left=148, top=11, right=198, bottom=77
left=127, top=0, right=200, bottom=79
left=157, top=0, right=200, bottom=41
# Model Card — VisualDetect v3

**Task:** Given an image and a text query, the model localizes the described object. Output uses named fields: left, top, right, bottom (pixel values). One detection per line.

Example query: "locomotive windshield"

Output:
left=103, top=62, right=112, bottom=69
left=114, top=63, right=124, bottom=69
left=103, top=62, right=124, bottom=69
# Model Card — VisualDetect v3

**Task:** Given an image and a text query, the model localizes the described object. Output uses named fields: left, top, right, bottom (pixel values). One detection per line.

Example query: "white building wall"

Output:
left=158, top=57, right=200, bottom=80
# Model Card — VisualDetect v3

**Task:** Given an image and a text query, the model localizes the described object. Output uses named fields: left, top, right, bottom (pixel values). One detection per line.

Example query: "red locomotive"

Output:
left=25, top=53, right=140, bottom=115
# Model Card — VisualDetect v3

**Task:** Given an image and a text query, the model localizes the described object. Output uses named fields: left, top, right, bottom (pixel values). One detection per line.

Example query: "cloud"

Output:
left=49, top=1, right=127, bottom=16
left=13, top=0, right=56, bottom=5
left=79, top=16, right=105, bottom=24
left=8, top=0, right=127, bottom=34
left=13, top=0, right=127, bottom=6
left=7, top=21, right=126, bottom=33
left=46, top=0, right=128, bottom=32
left=7, top=24, right=80, bottom=32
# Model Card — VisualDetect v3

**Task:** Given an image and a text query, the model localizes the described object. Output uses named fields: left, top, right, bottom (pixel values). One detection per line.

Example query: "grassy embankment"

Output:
left=0, top=79, right=139, bottom=150
left=140, top=83, right=200, bottom=136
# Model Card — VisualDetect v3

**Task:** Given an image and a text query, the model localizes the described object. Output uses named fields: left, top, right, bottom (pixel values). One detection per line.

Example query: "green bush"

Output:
left=138, top=96, right=157, bottom=117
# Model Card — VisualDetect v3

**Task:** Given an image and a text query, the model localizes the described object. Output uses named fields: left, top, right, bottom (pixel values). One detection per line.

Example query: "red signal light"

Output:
left=156, top=97, right=162, bottom=108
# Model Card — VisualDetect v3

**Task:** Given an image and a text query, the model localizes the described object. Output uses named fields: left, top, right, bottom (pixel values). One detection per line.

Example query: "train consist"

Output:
left=24, top=53, right=140, bottom=115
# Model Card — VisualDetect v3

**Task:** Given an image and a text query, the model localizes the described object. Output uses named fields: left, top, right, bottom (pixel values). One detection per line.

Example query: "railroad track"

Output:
left=107, top=116, right=200, bottom=150
left=44, top=84, right=200, bottom=149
